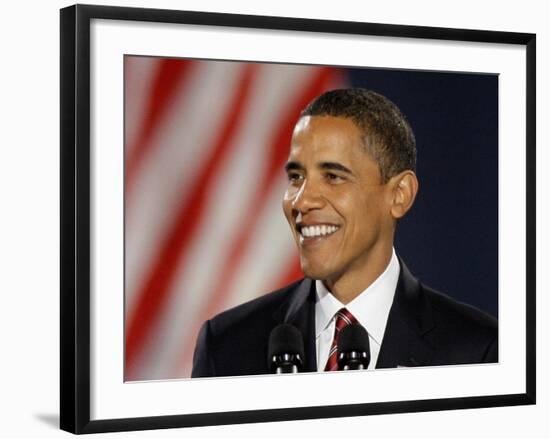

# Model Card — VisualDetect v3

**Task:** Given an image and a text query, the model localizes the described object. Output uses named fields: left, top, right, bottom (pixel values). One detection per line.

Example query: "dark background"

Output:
left=348, top=68, right=498, bottom=318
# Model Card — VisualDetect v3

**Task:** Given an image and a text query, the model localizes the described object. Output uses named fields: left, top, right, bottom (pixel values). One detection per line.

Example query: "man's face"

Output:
left=282, top=115, right=395, bottom=285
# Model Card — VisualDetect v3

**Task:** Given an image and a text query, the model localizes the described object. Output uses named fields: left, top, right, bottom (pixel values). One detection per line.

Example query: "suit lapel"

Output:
left=272, top=278, right=318, bottom=373
left=376, top=259, right=436, bottom=368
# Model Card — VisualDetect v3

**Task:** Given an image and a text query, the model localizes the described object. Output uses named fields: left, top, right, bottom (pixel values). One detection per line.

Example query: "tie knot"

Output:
left=335, top=308, right=357, bottom=331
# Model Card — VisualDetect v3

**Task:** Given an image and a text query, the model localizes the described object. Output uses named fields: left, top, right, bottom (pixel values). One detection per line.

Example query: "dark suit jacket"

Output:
left=191, top=259, right=497, bottom=378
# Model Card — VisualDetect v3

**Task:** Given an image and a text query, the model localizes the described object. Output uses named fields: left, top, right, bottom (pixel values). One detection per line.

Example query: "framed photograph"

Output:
left=60, top=4, right=536, bottom=434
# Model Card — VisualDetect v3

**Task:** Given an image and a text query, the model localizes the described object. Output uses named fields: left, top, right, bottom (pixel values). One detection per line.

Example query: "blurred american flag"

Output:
left=124, top=56, right=345, bottom=381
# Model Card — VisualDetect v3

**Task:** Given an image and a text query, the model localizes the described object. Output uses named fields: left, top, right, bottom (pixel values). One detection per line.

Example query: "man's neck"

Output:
left=323, top=246, right=394, bottom=304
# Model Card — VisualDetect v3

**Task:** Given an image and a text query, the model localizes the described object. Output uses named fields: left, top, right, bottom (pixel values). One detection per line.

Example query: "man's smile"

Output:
left=296, top=222, right=341, bottom=244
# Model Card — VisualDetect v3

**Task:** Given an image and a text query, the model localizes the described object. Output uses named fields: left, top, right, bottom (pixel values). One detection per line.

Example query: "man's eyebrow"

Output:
left=319, top=162, right=353, bottom=175
left=284, top=161, right=304, bottom=173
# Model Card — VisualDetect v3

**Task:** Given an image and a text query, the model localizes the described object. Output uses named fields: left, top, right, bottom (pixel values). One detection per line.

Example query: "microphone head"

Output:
left=268, top=324, right=305, bottom=372
left=268, top=323, right=305, bottom=358
left=338, top=324, right=369, bottom=353
left=337, top=324, right=370, bottom=370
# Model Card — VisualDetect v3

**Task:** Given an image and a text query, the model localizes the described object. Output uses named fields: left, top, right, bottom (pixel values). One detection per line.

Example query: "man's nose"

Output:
left=292, top=179, right=324, bottom=213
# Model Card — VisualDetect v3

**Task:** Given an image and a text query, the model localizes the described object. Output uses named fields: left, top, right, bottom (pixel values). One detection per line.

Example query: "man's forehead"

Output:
left=293, top=114, right=360, bottom=133
left=287, top=142, right=348, bottom=161
left=292, top=115, right=364, bottom=145
left=289, top=124, right=363, bottom=159
left=293, top=115, right=312, bottom=132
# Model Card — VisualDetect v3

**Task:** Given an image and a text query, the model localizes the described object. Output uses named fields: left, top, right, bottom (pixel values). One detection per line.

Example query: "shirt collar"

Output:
left=315, top=248, right=400, bottom=345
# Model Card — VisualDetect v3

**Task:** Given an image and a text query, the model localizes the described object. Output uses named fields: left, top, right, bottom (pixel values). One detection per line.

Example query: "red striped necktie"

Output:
left=324, top=308, right=359, bottom=371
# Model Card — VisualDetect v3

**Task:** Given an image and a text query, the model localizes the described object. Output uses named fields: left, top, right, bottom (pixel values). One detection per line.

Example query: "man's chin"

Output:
left=300, top=261, right=334, bottom=281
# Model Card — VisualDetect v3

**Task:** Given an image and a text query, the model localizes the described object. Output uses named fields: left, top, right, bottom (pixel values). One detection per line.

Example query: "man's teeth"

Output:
left=300, top=225, right=339, bottom=238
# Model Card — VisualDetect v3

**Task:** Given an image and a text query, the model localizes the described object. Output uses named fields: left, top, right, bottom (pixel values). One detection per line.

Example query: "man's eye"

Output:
left=287, top=173, right=303, bottom=183
left=326, top=173, right=344, bottom=182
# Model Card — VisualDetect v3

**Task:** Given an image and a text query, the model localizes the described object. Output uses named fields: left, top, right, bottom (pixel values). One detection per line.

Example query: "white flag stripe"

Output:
left=125, top=60, right=243, bottom=317
left=124, top=56, right=161, bottom=158
left=137, top=64, right=318, bottom=379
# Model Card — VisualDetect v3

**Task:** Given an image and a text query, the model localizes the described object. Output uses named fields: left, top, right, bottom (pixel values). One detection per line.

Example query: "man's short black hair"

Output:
left=300, top=88, right=416, bottom=182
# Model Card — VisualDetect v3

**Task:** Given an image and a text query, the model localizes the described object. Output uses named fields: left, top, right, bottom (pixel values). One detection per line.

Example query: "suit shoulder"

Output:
left=415, top=283, right=498, bottom=364
left=207, top=278, right=303, bottom=337
left=192, top=279, right=306, bottom=377
left=422, top=284, right=497, bottom=334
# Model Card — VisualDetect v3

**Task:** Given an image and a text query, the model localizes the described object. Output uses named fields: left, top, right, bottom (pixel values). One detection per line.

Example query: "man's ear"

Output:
left=389, top=170, right=419, bottom=219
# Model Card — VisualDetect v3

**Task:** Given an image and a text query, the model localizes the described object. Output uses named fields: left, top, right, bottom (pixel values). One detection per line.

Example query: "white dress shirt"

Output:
left=315, top=248, right=400, bottom=371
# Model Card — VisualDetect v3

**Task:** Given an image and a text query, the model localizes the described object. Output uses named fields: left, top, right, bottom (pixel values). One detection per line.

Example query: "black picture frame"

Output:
left=60, top=4, right=536, bottom=434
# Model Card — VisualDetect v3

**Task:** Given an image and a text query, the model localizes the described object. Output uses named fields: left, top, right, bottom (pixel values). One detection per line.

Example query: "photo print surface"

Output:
left=124, top=56, right=498, bottom=381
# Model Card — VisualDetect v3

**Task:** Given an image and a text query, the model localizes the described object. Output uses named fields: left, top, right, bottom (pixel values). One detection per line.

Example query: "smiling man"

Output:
left=191, top=88, right=497, bottom=378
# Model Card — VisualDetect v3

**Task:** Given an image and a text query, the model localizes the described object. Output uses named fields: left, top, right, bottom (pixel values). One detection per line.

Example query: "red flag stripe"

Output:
left=125, top=64, right=259, bottom=378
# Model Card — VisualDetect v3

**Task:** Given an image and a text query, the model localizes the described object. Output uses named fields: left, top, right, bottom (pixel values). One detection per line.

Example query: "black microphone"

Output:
left=268, top=324, right=305, bottom=374
left=337, top=324, right=371, bottom=371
